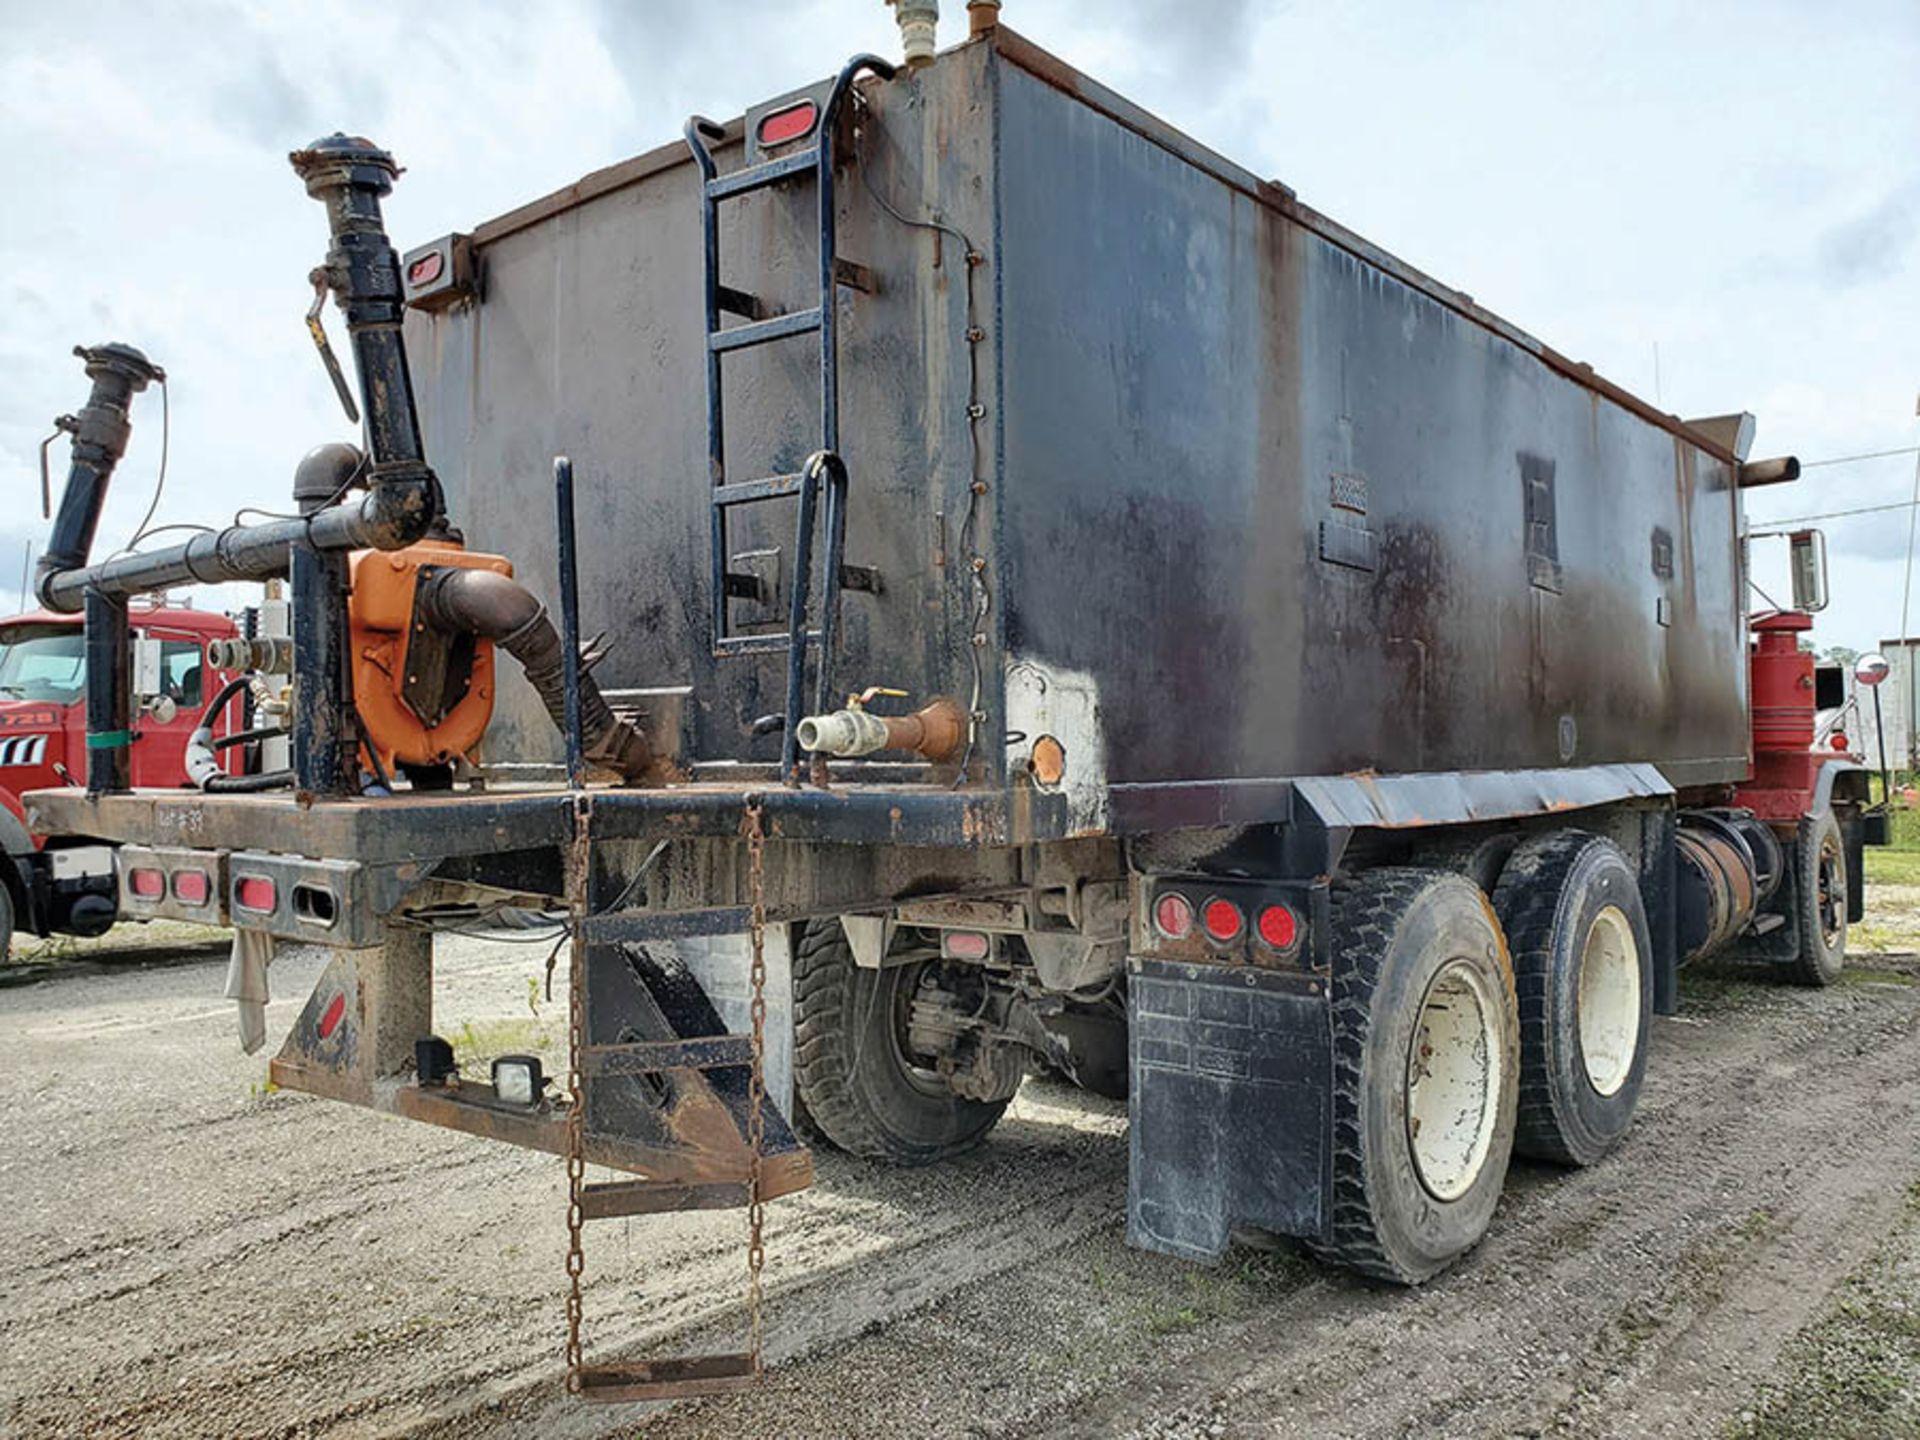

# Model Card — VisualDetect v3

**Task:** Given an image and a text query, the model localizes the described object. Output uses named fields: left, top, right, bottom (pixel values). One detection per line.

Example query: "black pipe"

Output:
left=36, top=344, right=164, bottom=609
left=39, top=136, right=438, bottom=613
left=83, top=590, right=132, bottom=794
left=290, top=537, right=356, bottom=795
left=553, top=457, right=587, bottom=788
left=415, top=563, right=653, bottom=781
left=288, top=135, right=427, bottom=472
left=40, top=492, right=433, bottom=611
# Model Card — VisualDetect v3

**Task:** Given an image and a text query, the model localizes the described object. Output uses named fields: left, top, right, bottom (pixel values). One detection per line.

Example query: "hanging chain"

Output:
left=562, top=791, right=592, bottom=1392
left=742, top=799, right=769, bottom=1374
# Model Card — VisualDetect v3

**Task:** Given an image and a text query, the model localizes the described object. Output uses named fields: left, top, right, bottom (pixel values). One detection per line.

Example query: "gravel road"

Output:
left=4, top=893, right=1918, bottom=1439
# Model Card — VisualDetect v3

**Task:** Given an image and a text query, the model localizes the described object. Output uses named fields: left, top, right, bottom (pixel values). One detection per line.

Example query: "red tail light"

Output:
left=172, top=870, right=211, bottom=906
left=1201, top=898, right=1243, bottom=943
left=757, top=100, right=818, bottom=147
left=944, top=931, right=990, bottom=960
left=236, top=877, right=277, bottom=913
left=1153, top=892, right=1194, bottom=940
left=1257, top=903, right=1299, bottom=952
left=407, top=251, right=444, bottom=287
left=128, top=867, right=165, bottom=899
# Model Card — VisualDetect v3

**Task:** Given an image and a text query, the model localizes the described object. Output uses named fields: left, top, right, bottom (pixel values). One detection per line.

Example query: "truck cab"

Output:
left=0, top=602, right=240, bottom=957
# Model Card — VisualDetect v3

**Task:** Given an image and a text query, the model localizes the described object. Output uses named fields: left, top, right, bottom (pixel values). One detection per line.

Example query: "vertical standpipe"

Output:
left=286, top=136, right=435, bottom=794
left=36, top=344, right=164, bottom=608
left=35, top=342, right=162, bottom=791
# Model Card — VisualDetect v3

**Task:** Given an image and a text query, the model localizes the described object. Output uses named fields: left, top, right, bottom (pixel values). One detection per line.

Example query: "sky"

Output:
left=2, top=0, right=1916, bottom=654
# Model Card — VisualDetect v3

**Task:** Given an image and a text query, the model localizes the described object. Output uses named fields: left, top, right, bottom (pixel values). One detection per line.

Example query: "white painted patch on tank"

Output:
left=1005, top=658, right=1109, bottom=833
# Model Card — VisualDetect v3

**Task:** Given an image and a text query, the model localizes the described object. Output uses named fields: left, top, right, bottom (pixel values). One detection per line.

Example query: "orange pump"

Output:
left=347, top=539, right=509, bottom=769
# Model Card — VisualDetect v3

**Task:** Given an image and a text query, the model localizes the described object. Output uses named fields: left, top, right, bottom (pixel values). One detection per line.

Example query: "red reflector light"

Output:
left=945, top=930, right=991, bottom=960
left=317, top=991, right=346, bottom=1041
left=1153, top=892, right=1193, bottom=940
left=1257, top=903, right=1299, bottom=951
left=757, top=100, right=818, bottom=147
left=1202, top=898, right=1243, bottom=943
left=236, top=877, right=276, bottom=912
left=172, top=870, right=210, bottom=905
left=128, top=867, right=164, bottom=899
left=407, top=250, right=444, bottom=287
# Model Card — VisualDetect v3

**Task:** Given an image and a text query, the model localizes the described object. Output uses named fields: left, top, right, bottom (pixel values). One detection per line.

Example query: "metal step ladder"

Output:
left=548, top=465, right=805, bottom=1403
left=684, top=52, right=896, bottom=780
left=559, top=799, right=796, bottom=1404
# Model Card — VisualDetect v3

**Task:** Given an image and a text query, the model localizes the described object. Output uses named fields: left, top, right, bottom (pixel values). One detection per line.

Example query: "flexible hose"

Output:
left=185, top=675, right=293, bottom=792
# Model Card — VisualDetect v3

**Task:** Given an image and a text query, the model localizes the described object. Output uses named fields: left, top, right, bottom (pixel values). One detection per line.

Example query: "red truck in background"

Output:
left=0, top=600, right=241, bottom=957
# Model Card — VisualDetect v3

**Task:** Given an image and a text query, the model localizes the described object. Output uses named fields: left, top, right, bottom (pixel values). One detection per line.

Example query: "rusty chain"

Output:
left=559, top=794, right=765, bottom=1392
left=742, top=798, right=769, bottom=1374
left=562, top=791, right=592, bottom=1392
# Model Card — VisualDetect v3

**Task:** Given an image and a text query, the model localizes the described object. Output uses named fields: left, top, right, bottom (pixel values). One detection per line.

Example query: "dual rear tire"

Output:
left=1322, top=833, right=1652, bottom=1282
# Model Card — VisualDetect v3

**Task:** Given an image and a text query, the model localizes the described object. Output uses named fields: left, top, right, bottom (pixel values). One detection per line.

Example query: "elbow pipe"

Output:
left=35, top=343, right=165, bottom=608
left=417, top=567, right=655, bottom=781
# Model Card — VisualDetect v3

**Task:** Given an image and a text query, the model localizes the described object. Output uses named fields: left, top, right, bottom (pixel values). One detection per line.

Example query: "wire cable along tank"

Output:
left=26, top=13, right=1885, bottom=1400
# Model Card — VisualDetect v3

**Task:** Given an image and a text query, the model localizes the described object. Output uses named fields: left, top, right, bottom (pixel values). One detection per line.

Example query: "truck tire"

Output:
left=1492, top=832, right=1652, bottom=1167
left=0, top=876, right=13, bottom=962
left=791, top=918, right=1011, bottom=1165
left=1314, top=868, right=1519, bottom=1285
left=1786, top=809, right=1848, bottom=987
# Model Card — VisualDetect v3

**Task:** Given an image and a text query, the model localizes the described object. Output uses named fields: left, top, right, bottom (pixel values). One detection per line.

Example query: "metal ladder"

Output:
left=550, top=462, right=806, bottom=1404
left=684, top=52, right=895, bottom=779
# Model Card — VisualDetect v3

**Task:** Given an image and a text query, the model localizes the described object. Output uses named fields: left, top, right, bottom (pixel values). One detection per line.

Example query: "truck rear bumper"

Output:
left=24, top=780, right=1067, bottom=858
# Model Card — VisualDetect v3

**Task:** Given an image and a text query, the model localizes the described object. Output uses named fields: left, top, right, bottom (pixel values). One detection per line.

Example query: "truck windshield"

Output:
left=0, top=627, right=86, bottom=702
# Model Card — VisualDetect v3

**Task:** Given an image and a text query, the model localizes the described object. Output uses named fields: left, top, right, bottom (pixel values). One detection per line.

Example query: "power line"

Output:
left=1801, top=445, right=1920, bottom=469
left=1751, top=499, right=1915, bottom=530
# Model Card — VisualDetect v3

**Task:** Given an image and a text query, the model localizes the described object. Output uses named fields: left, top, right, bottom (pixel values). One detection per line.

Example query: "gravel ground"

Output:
left=3, top=887, right=1918, bottom=1439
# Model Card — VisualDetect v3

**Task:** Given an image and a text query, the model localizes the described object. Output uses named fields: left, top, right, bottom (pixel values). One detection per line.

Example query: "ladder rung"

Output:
left=714, top=472, right=804, bottom=507
left=707, top=148, right=817, bottom=200
left=711, top=307, right=821, bottom=353
left=577, top=1353, right=759, bottom=1403
left=579, top=1179, right=751, bottom=1220
left=581, top=1034, right=755, bottom=1076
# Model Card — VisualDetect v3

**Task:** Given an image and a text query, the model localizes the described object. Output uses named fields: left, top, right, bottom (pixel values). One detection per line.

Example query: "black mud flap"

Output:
left=1127, top=958, right=1331, bottom=1262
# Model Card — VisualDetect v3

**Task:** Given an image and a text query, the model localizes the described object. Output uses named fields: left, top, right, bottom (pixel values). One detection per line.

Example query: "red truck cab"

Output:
left=0, top=601, right=240, bottom=957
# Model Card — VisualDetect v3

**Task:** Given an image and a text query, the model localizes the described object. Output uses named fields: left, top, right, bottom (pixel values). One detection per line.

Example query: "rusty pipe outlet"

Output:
left=888, top=0, right=938, bottom=67
left=796, top=697, right=966, bottom=761
left=967, top=0, right=1001, bottom=37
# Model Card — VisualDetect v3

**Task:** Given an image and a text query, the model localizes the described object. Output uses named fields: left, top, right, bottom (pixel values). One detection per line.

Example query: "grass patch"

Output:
left=1865, top=848, right=1920, bottom=888
left=448, top=1016, right=557, bottom=1074
left=1839, top=965, right=1919, bottom=988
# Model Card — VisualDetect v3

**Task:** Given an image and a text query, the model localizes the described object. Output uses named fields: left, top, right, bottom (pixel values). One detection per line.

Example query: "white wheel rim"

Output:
left=1407, top=959, right=1503, bottom=1203
left=1578, top=905, right=1640, bottom=1096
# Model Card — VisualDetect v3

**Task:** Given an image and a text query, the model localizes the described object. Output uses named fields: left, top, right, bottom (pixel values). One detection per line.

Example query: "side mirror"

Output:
left=132, top=636, right=164, bottom=698
left=1789, top=528, right=1829, bottom=613
left=1856, top=652, right=1890, bottom=687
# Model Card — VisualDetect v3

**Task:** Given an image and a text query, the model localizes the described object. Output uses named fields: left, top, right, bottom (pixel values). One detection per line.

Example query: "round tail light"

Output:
left=1257, top=903, right=1299, bottom=952
left=1153, top=892, right=1194, bottom=940
left=1201, top=898, right=1243, bottom=943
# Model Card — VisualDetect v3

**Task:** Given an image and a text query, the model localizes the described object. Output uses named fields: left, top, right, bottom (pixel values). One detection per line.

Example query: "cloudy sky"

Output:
left=2, top=0, right=1915, bottom=653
